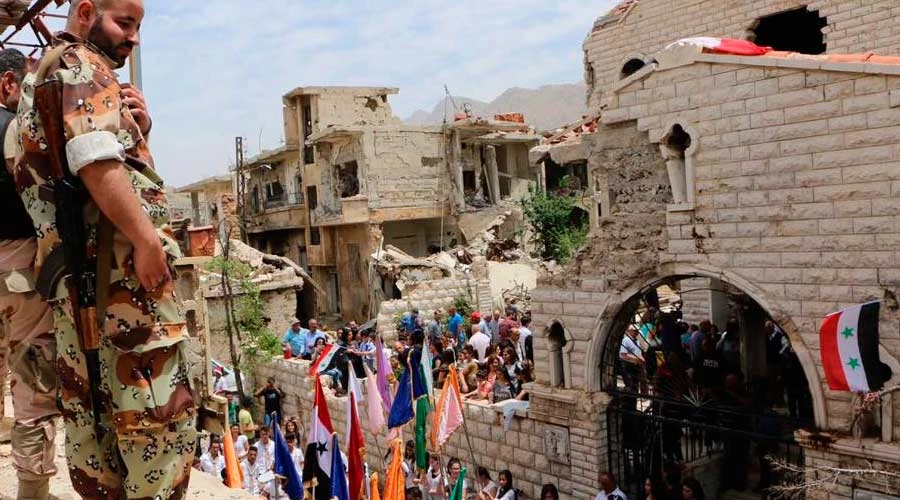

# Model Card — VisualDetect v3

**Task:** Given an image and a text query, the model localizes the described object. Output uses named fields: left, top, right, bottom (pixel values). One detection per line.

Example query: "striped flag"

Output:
left=820, top=301, right=888, bottom=393
left=432, top=364, right=464, bottom=449
left=308, top=344, right=342, bottom=376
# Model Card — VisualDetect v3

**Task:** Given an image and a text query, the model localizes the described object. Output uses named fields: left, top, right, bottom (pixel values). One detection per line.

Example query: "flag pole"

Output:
left=460, top=414, right=480, bottom=484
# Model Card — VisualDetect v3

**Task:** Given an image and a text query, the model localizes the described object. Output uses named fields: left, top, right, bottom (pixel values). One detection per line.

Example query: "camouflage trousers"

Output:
left=0, top=238, right=60, bottom=496
left=54, top=273, right=197, bottom=500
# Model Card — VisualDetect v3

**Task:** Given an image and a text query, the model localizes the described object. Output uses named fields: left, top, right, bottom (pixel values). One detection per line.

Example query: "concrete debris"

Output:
left=204, top=239, right=318, bottom=296
left=486, top=238, right=520, bottom=262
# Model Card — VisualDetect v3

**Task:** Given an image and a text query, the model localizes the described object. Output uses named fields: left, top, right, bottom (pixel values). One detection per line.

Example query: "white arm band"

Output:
left=65, top=130, right=126, bottom=175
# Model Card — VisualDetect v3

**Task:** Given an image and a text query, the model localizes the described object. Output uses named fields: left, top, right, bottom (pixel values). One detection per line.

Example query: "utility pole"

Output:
left=235, top=136, right=247, bottom=243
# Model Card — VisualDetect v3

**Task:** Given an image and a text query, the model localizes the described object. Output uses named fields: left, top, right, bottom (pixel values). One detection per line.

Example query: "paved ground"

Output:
left=0, top=396, right=253, bottom=500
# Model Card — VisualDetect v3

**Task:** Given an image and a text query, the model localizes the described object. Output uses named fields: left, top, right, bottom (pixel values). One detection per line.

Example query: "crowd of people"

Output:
left=614, top=295, right=812, bottom=497
left=204, top=304, right=540, bottom=499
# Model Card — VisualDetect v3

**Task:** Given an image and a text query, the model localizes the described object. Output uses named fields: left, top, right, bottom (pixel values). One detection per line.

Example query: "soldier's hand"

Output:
left=121, top=83, right=152, bottom=136
left=134, top=240, right=171, bottom=292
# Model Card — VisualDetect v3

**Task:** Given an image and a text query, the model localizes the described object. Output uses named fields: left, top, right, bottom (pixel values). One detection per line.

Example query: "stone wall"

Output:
left=583, top=0, right=900, bottom=108
left=376, top=276, right=475, bottom=341
left=601, top=57, right=900, bottom=437
left=254, top=358, right=601, bottom=500
left=315, top=91, right=400, bottom=130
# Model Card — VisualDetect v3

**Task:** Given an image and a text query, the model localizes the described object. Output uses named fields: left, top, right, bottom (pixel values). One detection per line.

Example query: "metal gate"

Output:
left=606, top=388, right=806, bottom=498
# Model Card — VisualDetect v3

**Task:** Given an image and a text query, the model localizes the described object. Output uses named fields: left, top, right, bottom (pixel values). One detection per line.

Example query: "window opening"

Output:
left=307, top=186, right=318, bottom=210
left=750, top=7, right=826, bottom=54
left=310, top=227, right=321, bottom=246
left=548, top=322, right=567, bottom=388
left=620, top=58, right=646, bottom=78
left=335, top=160, right=360, bottom=198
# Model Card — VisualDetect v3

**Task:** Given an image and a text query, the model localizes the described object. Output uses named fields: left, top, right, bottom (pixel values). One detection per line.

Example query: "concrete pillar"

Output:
left=473, top=146, right=485, bottom=203
left=450, top=129, right=466, bottom=212
left=485, top=145, right=500, bottom=205
left=190, top=192, right=201, bottom=226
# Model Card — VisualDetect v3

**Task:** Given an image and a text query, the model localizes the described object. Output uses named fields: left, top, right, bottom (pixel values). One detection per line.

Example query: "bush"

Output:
left=520, top=185, right=589, bottom=262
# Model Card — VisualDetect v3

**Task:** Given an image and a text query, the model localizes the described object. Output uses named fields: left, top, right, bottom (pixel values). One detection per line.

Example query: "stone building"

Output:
left=177, top=174, right=236, bottom=238
left=258, top=3, right=900, bottom=500
left=237, top=86, right=542, bottom=321
left=529, top=1, right=900, bottom=498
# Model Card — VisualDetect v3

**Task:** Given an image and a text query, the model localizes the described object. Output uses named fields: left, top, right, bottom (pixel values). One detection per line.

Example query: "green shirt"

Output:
left=238, top=409, right=255, bottom=440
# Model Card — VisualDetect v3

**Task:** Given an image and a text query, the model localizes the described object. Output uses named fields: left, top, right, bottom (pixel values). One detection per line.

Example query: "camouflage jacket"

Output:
left=12, top=32, right=181, bottom=299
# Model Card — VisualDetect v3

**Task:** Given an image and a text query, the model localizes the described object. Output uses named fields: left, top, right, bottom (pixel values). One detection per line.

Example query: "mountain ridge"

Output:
left=404, top=83, right=588, bottom=132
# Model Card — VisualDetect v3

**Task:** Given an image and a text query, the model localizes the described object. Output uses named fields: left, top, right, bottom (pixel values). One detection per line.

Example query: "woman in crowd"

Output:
left=283, top=418, right=301, bottom=446
left=474, top=467, right=498, bottom=500
left=445, top=458, right=470, bottom=498
left=540, top=484, right=559, bottom=500
left=458, top=346, right=479, bottom=393
left=313, top=337, right=344, bottom=394
left=423, top=454, right=444, bottom=500
left=513, top=365, right=532, bottom=401
left=681, top=478, right=705, bottom=500
left=464, top=372, right=493, bottom=401
left=495, top=470, right=517, bottom=500
left=501, top=347, right=520, bottom=380
left=491, top=370, right=513, bottom=403
left=641, top=476, right=666, bottom=500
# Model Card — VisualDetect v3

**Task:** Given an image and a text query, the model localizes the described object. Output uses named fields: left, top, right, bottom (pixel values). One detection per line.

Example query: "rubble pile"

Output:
left=204, top=239, right=317, bottom=296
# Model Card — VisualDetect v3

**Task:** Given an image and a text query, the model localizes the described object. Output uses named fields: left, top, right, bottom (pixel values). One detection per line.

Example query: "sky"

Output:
left=57, top=0, right=617, bottom=187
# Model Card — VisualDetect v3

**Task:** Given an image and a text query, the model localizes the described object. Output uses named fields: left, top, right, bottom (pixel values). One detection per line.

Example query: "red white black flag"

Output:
left=819, top=301, right=889, bottom=393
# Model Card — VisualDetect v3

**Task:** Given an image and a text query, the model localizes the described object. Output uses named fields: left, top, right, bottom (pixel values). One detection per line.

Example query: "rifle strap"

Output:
left=34, top=42, right=74, bottom=85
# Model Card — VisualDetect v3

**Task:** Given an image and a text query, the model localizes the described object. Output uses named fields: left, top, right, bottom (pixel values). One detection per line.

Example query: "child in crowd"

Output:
left=424, top=454, right=444, bottom=500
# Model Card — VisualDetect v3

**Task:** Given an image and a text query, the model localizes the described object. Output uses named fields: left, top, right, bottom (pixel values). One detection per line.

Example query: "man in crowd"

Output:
left=595, top=472, right=627, bottom=499
left=468, top=324, right=491, bottom=364
left=242, top=446, right=263, bottom=495
left=498, top=306, right=520, bottom=342
left=488, top=309, right=502, bottom=344
left=448, top=306, right=464, bottom=348
left=428, top=308, right=444, bottom=341
left=255, top=426, right=276, bottom=472
left=303, top=319, right=325, bottom=359
left=619, top=326, right=645, bottom=392
left=519, top=316, right=534, bottom=363
left=282, top=318, right=308, bottom=358
left=285, top=433, right=304, bottom=477
left=239, top=398, right=257, bottom=441
left=0, top=47, right=60, bottom=500
left=255, top=376, right=285, bottom=427
left=199, top=441, right=226, bottom=477
left=473, top=312, right=490, bottom=341
left=11, top=1, right=196, bottom=498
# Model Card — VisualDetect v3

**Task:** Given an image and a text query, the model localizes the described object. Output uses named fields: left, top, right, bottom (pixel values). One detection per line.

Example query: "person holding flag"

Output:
left=304, top=376, right=336, bottom=500
left=268, top=412, right=305, bottom=500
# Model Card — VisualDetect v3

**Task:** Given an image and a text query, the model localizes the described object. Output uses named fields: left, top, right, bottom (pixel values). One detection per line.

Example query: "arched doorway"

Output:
left=601, top=275, right=815, bottom=498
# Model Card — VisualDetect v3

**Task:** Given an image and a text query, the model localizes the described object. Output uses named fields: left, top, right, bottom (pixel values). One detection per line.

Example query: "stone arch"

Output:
left=544, top=319, right=575, bottom=389
left=584, top=262, right=829, bottom=429
left=656, top=120, right=699, bottom=209
left=619, top=53, right=648, bottom=79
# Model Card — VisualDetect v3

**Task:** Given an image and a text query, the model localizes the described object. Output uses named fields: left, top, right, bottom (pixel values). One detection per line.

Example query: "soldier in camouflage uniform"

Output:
left=0, top=48, right=60, bottom=500
left=11, top=1, right=196, bottom=499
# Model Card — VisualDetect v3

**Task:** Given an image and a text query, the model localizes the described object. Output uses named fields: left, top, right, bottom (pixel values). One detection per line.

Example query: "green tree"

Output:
left=520, top=186, right=588, bottom=262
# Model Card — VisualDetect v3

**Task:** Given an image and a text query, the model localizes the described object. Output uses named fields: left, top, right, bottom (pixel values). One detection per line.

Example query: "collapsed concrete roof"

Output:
left=203, top=239, right=324, bottom=296
left=176, top=175, right=233, bottom=194
left=529, top=113, right=600, bottom=166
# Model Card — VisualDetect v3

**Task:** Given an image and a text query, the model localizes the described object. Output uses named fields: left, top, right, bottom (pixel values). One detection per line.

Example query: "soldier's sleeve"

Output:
left=56, top=49, right=128, bottom=176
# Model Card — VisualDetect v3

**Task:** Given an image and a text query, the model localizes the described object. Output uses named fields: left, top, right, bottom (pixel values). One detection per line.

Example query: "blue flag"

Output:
left=387, top=364, right=414, bottom=429
left=410, top=348, right=427, bottom=399
left=273, top=414, right=305, bottom=500
left=330, top=434, right=350, bottom=500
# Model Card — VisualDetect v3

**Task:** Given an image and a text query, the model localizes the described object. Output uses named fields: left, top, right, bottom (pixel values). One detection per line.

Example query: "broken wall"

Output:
left=314, top=92, right=401, bottom=129
left=583, top=0, right=900, bottom=108
left=334, top=223, right=374, bottom=322
left=376, top=276, right=475, bottom=341
left=382, top=217, right=457, bottom=257
left=205, top=287, right=300, bottom=363
left=366, top=129, right=449, bottom=211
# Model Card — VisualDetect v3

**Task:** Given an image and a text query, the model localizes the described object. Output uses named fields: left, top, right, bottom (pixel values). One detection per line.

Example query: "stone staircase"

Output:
left=474, top=278, right=494, bottom=312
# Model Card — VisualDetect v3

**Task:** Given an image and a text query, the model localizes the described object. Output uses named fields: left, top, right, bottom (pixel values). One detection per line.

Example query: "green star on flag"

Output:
left=841, top=327, right=854, bottom=339
left=847, top=358, right=860, bottom=370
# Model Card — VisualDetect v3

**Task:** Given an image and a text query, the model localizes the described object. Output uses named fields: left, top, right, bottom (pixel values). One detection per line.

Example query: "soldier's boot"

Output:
left=12, top=419, right=57, bottom=500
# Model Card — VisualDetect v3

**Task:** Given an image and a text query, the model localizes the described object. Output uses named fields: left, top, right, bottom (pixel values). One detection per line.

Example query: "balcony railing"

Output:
left=253, top=191, right=304, bottom=213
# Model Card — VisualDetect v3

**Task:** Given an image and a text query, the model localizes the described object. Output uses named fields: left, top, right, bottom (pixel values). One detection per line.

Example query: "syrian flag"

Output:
left=304, top=377, right=335, bottom=500
left=820, top=301, right=889, bottom=393
left=665, top=37, right=772, bottom=56
left=309, top=344, right=342, bottom=376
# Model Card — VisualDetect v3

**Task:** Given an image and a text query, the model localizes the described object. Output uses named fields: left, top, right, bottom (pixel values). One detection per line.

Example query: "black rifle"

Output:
left=33, top=79, right=109, bottom=440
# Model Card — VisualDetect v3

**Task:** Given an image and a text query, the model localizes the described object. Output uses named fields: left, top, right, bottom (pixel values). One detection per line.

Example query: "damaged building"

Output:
left=237, top=85, right=544, bottom=322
